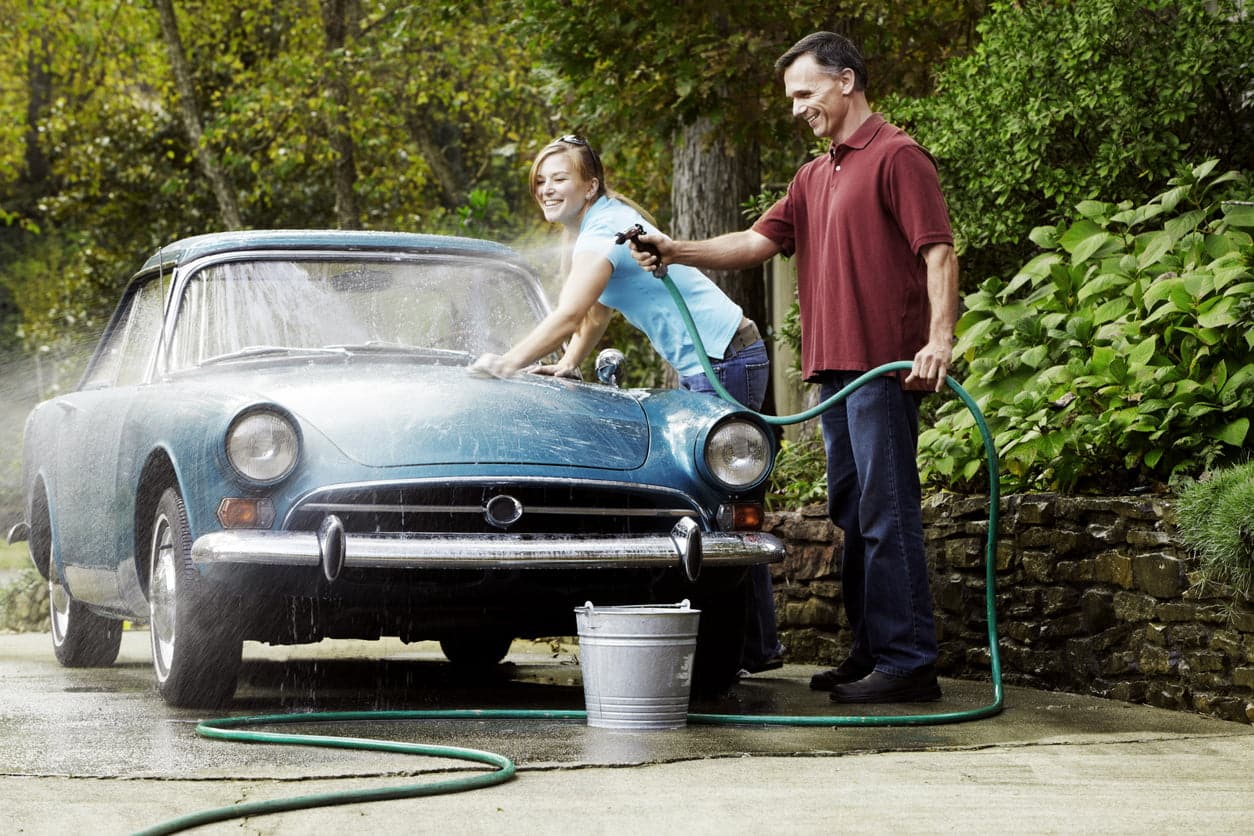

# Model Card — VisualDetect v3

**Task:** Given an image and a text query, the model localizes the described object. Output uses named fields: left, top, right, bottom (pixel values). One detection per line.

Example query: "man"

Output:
left=630, top=31, right=958, bottom=703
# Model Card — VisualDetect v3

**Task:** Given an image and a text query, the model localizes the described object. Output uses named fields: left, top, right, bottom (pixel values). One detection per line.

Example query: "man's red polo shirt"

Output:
left=753, top=114, right=953, bottom=383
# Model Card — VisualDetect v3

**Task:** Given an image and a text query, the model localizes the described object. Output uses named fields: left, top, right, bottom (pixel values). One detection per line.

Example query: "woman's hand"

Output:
left=531, top=362, right=583, bottom=380
left=469, top=353, right=515, bottom=379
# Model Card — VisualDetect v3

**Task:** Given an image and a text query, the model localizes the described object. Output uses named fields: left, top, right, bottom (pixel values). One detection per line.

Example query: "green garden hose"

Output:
left=137, top=275, right=1003, bottom=835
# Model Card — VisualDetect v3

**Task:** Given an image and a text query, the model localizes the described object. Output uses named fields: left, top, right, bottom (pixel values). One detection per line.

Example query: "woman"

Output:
left=470, top=134, right=783, bottom=675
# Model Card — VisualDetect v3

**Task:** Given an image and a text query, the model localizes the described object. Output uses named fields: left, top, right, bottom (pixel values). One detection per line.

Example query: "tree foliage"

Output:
left=884, top=0, right=1254, bottom=284
left=0, top=0, right=558, bottom=363
left=515, top=0, right=984, bottom=220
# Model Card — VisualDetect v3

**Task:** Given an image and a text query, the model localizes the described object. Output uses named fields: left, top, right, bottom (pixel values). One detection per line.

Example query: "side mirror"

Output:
left=595, top=348, right=626, bottom=388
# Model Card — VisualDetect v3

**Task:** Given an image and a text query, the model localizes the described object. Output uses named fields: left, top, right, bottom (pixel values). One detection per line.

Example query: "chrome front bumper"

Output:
left=191, top=522, right=784, bottom=583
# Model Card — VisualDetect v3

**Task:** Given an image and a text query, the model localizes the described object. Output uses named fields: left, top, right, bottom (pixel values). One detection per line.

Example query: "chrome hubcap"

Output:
left=149, top=513, right=178, bottom=682
left=49, top=578, right=71, bottom=646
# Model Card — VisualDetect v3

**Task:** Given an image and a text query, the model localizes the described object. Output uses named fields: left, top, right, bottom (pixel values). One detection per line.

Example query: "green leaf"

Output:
left=1072, top=230, right=1118, bottom=264
left=1058, top=219, right=1104, bottom=255
left=1029, top=224, right=1061, bottom=249
left=1196, top=297, right=1237, bottom=329
left=1136, top=230, right=1175, bottom=270
left=1222, top=202, right=1254, bottom=229
left=1093, top=296, right=1131, bottom=324
left=1208, top=417, right=1250, bottom=448
left=1077, top=271, right=1130, bottom=302
left=1128, top=334, right=1157, bottom=366
left=1164, top=209, right=1207, bottom=242
left=1142, top=276, right=1184, bottom=308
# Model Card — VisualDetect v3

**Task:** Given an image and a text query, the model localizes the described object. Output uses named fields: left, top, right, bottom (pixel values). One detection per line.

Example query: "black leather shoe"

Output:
left=809, top=658, right=874, bottom=691
left=828, top=667, right=942, bottom=703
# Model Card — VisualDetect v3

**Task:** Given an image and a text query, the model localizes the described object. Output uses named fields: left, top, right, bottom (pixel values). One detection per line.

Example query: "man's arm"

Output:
left=904, top=242, right=959, bottom=392
left=629, top=228, right=780, bottom=274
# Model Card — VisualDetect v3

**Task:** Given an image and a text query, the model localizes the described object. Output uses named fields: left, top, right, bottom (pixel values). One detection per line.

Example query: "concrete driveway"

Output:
left=1, top=630, right=1251, bottom=834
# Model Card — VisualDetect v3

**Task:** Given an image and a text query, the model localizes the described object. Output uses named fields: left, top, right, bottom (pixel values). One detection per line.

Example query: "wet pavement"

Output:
left=2, top=630, right=1252, bottom=834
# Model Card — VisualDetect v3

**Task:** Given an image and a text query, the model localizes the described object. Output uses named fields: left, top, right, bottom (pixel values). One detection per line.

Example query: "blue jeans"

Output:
left=680, top=340, right=782, bottom=666
left=678, top=339, right=770, bottom=412
left=819, top=372, right=937, bottom=676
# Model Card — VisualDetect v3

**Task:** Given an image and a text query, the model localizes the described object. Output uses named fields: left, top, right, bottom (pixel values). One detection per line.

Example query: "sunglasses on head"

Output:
left=557, top=134, right=588, bottom=145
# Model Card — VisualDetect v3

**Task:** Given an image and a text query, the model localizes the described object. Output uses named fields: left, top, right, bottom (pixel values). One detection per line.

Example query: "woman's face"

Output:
left=533, top=151, right=597, bottom=227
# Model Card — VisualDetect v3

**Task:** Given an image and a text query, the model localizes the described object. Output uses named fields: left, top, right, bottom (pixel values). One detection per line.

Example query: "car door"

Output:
left=51, top=274, right=168, bottom=608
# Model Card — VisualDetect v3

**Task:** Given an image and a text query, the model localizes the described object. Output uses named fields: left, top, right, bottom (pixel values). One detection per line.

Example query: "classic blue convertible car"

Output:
left=9, top=230, right=782, bottom=707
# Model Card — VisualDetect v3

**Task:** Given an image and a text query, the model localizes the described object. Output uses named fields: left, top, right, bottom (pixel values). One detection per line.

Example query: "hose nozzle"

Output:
left=614, top=223, right=667, bottom=279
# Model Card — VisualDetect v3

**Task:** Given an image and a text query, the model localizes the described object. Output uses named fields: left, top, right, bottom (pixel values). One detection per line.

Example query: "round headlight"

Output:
left=226, top=410, right=300, bottom=483
left=703, top=419, right=772, bottom=490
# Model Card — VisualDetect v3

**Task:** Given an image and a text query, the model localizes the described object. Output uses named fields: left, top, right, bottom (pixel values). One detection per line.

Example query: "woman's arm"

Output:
left=538, top=302, right=613, bottom=377
left=471, top=250, right=612, bottom=377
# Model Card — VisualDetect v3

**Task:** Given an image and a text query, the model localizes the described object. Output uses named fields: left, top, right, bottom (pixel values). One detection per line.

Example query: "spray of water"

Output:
left=1, top=338, right=100, bottom=527
left=508, top=235, right=566, bottom=304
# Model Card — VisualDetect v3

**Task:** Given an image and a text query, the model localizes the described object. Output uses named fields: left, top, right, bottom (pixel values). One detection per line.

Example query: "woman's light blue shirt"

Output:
left=572, top=196, right=743, bottom=377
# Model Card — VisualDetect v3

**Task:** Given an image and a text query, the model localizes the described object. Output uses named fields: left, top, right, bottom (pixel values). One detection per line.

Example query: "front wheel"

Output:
left=49, top=573, right=123, bottom=668
left=148, top=487, right=242, bottom=708
left=34, top=488, right=122, bottom=668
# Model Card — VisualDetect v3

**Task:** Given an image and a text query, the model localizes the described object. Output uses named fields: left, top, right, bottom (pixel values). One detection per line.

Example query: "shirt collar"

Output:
left=827, top=113, right=888, bottom=161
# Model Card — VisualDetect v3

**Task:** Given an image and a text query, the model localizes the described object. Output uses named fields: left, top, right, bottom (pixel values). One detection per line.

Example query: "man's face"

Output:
left=783, top=53, right=852, bottom=141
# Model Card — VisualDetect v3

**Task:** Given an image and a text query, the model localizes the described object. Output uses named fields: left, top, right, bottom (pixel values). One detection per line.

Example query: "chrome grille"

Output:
left=284, top=479, right=701, bottom=536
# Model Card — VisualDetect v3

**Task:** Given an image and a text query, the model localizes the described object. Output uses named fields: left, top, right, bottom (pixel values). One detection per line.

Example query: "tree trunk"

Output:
left=670, top=117, right=770, bottom=408
left=670, top=116, right=765, bottom=330
left=151, top=0, right=243, bottom=230
left=320, top=0, right=361, bottom=229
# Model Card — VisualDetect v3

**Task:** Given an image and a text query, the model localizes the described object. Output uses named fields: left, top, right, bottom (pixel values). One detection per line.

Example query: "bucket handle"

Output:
left=580, top=599, right=692, bottom=631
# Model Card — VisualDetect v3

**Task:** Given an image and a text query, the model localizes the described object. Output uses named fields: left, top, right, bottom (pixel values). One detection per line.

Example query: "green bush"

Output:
left=885, top=0, right=1254, bottom=284
left=920, top=161, right=1254, bottom=494
left=1175, top=461, right=1254, bottom=597
left=766, top=428, right=828, bottom=511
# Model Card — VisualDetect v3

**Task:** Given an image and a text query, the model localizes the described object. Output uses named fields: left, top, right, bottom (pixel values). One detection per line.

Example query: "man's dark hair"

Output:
left=775, top=31, right=868, bottom=91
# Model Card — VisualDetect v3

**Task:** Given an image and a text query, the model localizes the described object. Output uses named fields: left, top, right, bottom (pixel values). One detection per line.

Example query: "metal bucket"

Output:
left=574, top=600, right=701, bottom=730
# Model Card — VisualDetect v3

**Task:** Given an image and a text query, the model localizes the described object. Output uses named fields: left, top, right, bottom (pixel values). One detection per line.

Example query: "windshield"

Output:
left=167, top=255, right=547, bottom=371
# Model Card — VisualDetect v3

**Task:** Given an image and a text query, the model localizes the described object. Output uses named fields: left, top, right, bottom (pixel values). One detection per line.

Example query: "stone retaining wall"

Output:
left=765, top=493, right=1254, bottom=724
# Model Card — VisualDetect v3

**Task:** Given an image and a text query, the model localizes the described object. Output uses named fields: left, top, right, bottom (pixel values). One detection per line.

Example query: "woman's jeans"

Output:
left=818, top=372, right=937, bottom=676
left=678, top=339, right=770, bottom=413
left=680, top=340, right=783, bottom=665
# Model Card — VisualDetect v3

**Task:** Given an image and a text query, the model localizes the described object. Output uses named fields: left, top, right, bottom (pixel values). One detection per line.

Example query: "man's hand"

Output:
left=904, top=339, right=953, bottom=393
left=627, top=230, right=675, bottom=276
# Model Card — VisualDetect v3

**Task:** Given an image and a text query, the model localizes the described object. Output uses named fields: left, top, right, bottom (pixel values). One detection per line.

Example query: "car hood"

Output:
left=226, top=360, right=650, bottom=470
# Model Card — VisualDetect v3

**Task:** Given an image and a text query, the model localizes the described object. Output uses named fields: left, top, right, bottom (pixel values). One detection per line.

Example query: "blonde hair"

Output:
left=529, top=137, right=657, bottom=227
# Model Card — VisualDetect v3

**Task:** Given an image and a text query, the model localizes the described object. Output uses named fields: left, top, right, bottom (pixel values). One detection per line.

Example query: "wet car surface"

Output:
left=12, top=230, right=782, bottom=708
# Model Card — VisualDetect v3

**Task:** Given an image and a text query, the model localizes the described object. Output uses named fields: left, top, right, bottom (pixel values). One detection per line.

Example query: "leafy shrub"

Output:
left=766, top=428, right=828, bottom=511
left=885, top=0, right=1254, bottom=284
left=1175, top=461, right=1254, bottom=597
left=920, top=161, right=1254, bottom=494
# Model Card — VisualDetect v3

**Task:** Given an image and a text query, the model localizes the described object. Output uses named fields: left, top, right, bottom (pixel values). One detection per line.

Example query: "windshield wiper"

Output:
left=200, top=345, right=351, bottom=365
left=322, top=343, right=476, bottom=362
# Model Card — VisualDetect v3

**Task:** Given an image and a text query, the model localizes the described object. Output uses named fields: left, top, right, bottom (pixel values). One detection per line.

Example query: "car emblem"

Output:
left=484, top=494, right=524, bottom=529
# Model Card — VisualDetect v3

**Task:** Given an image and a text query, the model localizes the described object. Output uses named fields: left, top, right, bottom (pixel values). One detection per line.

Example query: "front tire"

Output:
left=148, top=487, right=242, bottom=708
left=33, top=489, right=122, bottom=668
left=49, top=574, right=123, bottom=668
